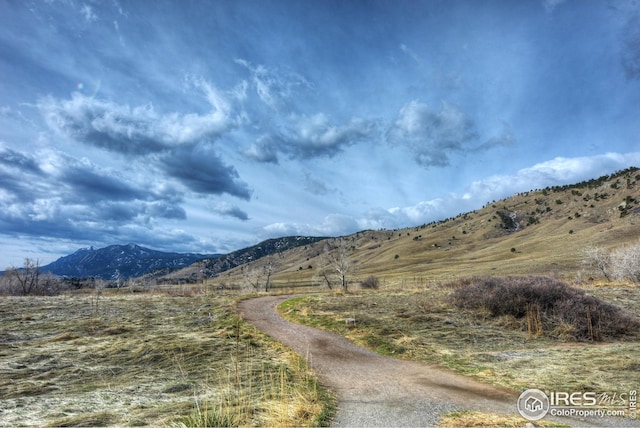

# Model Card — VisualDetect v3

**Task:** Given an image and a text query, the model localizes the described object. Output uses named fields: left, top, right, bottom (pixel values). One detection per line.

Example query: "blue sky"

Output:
left=1, top=0, right=640, bottom=268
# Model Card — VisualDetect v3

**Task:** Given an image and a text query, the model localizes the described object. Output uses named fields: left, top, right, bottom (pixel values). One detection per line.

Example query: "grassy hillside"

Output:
left=211, top=167, right=640, bottom=289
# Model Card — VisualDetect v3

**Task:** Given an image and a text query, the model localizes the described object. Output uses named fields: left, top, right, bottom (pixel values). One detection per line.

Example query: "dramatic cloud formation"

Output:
left=159, top=144, right=250, bottom=199
left=386, top=101, right=477, bottom=167
left=247, top=114, right=379, bottom=163
left=0, top=0, right=639, bottom=266
left=39, top=89, right=234, bottom=154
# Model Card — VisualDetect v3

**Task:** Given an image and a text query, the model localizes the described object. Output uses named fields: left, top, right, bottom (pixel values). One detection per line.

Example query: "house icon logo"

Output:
left=517, top=389, right=550, bottom=420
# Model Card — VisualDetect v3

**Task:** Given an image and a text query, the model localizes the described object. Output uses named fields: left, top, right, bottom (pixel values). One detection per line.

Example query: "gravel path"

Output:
left=238, top=295, right=639, bottom=427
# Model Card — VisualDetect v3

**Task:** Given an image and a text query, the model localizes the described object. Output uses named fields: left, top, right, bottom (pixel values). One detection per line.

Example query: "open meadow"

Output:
left=0, top=287, right=332, bottom=427
left=280, top=277, right=640, bottom=421
left=1, top=280, right=638, bottom=427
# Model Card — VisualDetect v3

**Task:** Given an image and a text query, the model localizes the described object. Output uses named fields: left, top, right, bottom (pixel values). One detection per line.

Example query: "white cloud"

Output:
left=39, top=83, right=236, bottom=154
left=80, top=3, right=98, bottom=22
left=400, top=43, right=421, bottom=65
left=386, top=101, right=477, bottom=167
left=247, top=113, right=379, bottom=162
left=316, top=152, right=640, bottom=235
left=465, top=153, right=640, bottom=201
left=242, top=137, right=279, bottom=163
left=262, top=213, right=361, bottom=239
left=262, top=222, right=300, bottom=237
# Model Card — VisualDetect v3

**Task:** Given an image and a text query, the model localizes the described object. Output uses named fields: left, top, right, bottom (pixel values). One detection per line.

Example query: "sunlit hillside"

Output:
left=205, top=167, right=640, bottom=288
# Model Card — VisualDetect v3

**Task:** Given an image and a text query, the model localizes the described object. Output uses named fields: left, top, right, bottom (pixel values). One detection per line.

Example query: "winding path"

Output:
left=238, top=295, right=636, bottom=427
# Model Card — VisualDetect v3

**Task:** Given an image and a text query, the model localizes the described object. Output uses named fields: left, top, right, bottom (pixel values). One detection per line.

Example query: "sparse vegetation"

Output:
left=360, top=275, right=380, bottom=289
left=281, top=279, right=640, bottom=392
left=0, top=258, right=58, bottom=296
left=439, top=410, right=569, bottom=427
left=0, top=289, right=332, bottom=427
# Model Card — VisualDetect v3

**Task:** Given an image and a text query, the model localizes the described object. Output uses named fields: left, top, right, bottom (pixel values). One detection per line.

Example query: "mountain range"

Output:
left=150, top=235, right=328, bottom=283
left=40, top=243, right=218, bottom=280
left=39, top=237, right=328, bottom=281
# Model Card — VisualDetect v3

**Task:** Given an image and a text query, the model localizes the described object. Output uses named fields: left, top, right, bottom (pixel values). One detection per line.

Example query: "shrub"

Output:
left=361, top=276, right=380, bottom=289
left=447, top=276, right=638, bottom=341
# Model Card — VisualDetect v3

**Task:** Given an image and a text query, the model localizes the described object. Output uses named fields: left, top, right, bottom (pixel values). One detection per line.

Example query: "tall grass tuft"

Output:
left=172, top=324, right=332, bottom=428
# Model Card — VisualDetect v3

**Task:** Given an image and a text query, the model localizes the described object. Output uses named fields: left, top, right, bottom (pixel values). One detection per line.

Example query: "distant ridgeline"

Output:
left=40, top=244, right=219, bottom=280
left=38, top=236, right=328, bottom=282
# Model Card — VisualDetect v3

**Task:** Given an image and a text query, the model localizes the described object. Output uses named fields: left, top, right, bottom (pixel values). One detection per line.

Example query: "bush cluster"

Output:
left=360, top=275, right=380, bottom=289
left=447, top=276, right=638, bottom=341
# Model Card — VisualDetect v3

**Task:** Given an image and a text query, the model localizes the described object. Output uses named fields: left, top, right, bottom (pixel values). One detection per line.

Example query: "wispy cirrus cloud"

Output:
left=80, top=3, right=98, bottom=23
left=386, top=101, right=515, bottom=167
left=234, top=59, right=312, bottom=112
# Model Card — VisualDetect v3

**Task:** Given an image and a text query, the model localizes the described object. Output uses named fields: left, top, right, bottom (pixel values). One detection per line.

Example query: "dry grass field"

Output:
left=0, top=288, right=333, bottom=427
left=279, top=279, right=640, bottom=396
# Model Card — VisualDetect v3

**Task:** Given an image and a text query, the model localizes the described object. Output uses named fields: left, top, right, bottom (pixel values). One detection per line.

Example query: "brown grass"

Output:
left=0, top=289, right=333, bottom=427
left=280, top=280, right=640, bottom=393
left=439, top=410, right=569, bottom=427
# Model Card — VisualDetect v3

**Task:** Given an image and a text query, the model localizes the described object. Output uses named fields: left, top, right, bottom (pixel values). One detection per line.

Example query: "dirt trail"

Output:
left=238, top=295, right=637, bottom=427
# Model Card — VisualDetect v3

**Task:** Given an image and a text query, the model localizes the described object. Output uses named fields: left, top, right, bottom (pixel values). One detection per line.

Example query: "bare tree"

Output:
left=317, top=238, right=355, bottom=291
left=581, top=245, right=612, bottom=281
left=582, top=241, right=640, bottom=284
left=611, top=241, right=640, bottom=283
left=241, top=265, right=261, bottom=292
left=8, top=258, right=41, bottom=295
left=92, top=278, right=107, bottom=308
left=263, top=256, right=275, bottom=292
left=0, top=270, right=17, bottom=295
left=242, top=256, right=276, bottom=292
